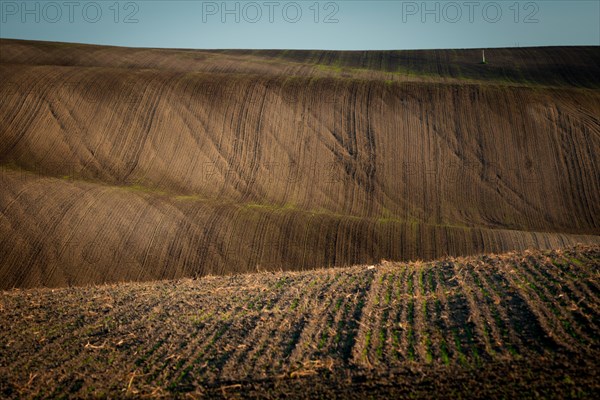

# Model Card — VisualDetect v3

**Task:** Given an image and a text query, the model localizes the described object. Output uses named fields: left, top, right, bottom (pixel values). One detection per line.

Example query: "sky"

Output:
left=0, top=0, right=599, bottom=50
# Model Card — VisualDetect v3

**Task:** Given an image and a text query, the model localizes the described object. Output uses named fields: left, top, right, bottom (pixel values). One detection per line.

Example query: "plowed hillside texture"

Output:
left=1, top=39, right=600, bottom=288
left=0, top=247, right=599, bottom=398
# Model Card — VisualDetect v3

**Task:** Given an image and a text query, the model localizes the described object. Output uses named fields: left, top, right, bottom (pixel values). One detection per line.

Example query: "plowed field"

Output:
left=1, top=246, right=598, bottom=398
left=1, top=40, right=599, bottom=288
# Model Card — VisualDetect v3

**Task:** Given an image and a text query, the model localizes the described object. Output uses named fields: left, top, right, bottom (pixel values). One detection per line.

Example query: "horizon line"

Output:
left=2, top=36, right=599, bottom=52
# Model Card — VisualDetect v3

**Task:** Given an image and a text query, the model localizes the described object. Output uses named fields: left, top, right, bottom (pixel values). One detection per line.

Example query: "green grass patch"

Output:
left=453, top=329, right=467, bottom=366
left=376, top=329, right=386, bottom=360
left=334, top=297, right=344, bottom=311
left=440, top=339, right=450, bottom=365
left=290, top=298, right=299, bottom=310
left=384, top=285, right=392, bottom=305
left=407, top=328, right=415, bottom=361
left=121, top=184, right=167, bottom=195
left=423, top=334, right=433, bottom=364
left=363, top=330, right=372, bottom=358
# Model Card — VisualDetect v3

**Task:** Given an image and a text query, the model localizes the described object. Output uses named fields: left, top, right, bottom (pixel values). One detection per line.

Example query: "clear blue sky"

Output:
left=0, top=1, right=598, bottom=50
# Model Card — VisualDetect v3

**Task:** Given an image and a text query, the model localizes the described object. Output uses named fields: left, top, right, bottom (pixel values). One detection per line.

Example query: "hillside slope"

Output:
left=0, top=246, right=598, bottom=398
left=1, top=39, right=599, bottom=288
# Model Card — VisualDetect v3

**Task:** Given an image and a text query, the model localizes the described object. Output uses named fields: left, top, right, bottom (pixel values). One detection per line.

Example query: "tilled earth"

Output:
left=2, top=39, right=600, bottom=289
left=1, top=246, right=599, bottom=398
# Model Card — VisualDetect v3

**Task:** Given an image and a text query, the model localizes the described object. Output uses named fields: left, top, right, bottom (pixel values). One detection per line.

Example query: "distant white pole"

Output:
left=482, top=50, right=486, bottom=64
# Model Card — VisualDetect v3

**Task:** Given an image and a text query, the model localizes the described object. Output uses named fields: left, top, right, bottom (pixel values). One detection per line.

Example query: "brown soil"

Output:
left=0, top=246, right=598, bottom=398
left=1, top=39, right=599, bottom=288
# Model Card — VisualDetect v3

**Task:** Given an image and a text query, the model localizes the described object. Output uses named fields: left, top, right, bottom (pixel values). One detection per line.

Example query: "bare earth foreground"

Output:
left=1, top=246, right=599, bottom=398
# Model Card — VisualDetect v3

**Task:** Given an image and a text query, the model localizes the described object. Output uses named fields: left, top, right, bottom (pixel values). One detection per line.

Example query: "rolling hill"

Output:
left=1, top=39, right=599, bottom=288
